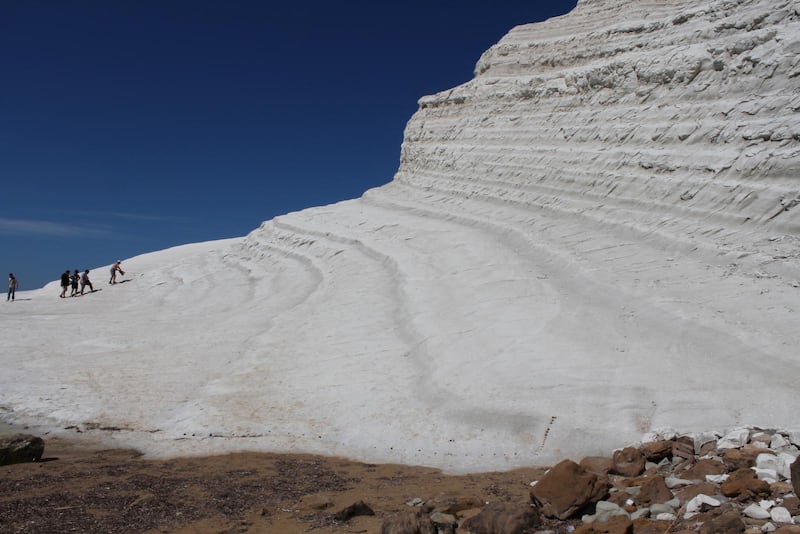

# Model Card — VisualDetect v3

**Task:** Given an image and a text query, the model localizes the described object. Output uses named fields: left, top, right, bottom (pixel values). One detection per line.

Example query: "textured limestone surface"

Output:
left=1, top=0, right=798, bottom=473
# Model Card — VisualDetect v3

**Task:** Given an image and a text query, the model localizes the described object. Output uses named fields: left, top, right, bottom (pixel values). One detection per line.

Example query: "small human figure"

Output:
left=7, top=273, right=18, bottom=301
left=109, top=260, right=125, bottom=284
left=60, top=270, right=71, bottom=298
left=80, top=269, right=94, bottom=295
left=70, top=269, right=80, bottom=297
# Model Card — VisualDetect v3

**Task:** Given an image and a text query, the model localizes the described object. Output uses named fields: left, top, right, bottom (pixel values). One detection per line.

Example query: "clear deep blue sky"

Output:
left=2, top=1, right=577, bottom=289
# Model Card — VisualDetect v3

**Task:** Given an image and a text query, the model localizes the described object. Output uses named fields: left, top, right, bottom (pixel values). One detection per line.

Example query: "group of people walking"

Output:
left=59, top=261, right=125, bottom=298
left=6, top=261, right=126, bottom=301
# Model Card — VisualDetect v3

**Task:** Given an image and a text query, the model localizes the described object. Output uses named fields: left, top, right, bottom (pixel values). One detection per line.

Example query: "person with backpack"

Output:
left=7, top=273, right=18, bottom=301
left=70, top=269, right=80, bottom=297
left=60, top=270, right=71, bottom=298
left=80, top=269, right=94, bottom=295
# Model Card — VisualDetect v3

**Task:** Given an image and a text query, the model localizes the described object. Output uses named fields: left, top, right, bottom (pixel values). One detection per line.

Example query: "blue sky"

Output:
left=1, top=1, right=577, bottom=289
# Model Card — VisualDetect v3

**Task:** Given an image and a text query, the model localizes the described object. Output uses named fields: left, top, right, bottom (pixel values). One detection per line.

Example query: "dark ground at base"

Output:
left=0, top=435, right=550, bottom=534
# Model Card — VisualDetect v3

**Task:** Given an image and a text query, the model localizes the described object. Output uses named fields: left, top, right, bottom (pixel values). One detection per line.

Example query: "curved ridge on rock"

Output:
left=1, top=0, right=798, bottom=473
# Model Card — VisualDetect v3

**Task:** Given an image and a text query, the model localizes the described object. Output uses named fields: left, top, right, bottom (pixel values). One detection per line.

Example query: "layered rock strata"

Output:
left=232, top=0, right=800, bottom=468
left=2, top=0, right=799, bottom=473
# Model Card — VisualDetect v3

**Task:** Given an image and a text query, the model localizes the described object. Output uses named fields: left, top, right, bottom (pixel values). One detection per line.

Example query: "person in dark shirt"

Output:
left=70, top=269, right=80, bottom=297
left=60, top=270, right=70, bottom=298
left=7, top=273, right=18, bottom=301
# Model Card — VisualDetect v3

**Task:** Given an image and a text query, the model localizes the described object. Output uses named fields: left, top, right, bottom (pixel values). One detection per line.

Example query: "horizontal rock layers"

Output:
left=231, top=0, right=800, bottom=470
left=3, top=0, right=799, bottom=473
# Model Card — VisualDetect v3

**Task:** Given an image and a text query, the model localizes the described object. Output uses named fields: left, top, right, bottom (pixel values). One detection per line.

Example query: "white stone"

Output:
left=757, top=453, right=780, bottom=471
left=594, top=500, right=629, bottom=522
left=785, top=431, right=800, bottom=448
left=718, top=428, right=751, bottom=450
left=665, top=476, right=696, bottom=489
left=706, top=473, right=729, bottom=483
left=640, top=431, right=660, bottom=444
left=754, top=467, right=779, bottom=484
left=760, top=499, right=776, bottom=510
left=777, top=452, right=797, bottom=480
left=656, top=513, right=677, bottom=522
left=770, top=507, right=793, bottom=524
left=744, top=503, right=772, bottom=519
left=650, top=503, right=675, bottom=515
left=772, top=434, right=791, bottom=450
left=631, top=509, right=650, bottom=521
left=761, top=523, right=777, bottom=533
left=694, top=432, right=720, bottom=454
left=685, top=494, right=721, bottom=514
left=752, top=433, right=773, bottom=447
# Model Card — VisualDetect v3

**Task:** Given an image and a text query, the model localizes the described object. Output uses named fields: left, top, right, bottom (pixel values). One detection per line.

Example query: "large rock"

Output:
left=574, top=515, right=633, bottom=534
left=580, top=456, right=615, bottom=476
left=530, top=460, right=609, bottom=520
left=791, top=456, right=800, bottom=497
left=722, top=446, right=763, bottom=471
left=0, top=434, right=44, bottom=465
left=639, top=440, right=673, bottom=463
left=720, top=468, right=770, bottom=499
left=460, top=501, right=541, bottom=534
left=380, top=510, right=436, bottom=534
left=331, top=500, right=374, bottom=522
left=680, top=458, right=726, bottom=480
left=612, top=447, right=645, bottom=477
left=635, top=475, right=673, bottom=506
left=697, top=511, right=745, bottom=534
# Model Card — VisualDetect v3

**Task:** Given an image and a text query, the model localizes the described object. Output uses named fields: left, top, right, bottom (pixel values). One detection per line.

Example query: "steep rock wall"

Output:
left=227, top=0, right=800, bottom=470
left=399, top=0, right=800, bottom=246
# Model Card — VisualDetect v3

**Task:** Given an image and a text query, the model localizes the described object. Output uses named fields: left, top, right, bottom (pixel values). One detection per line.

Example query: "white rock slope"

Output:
left=1, top=0, right=799, bottom=473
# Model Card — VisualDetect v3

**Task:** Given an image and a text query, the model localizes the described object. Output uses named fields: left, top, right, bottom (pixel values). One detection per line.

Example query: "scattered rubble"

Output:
left=381, top=427, right=800, bottom=533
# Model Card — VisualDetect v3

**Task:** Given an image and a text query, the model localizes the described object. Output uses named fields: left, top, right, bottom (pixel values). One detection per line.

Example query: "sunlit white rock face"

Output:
left=402, top=0, right=800, bottom=238
left=2, top=0, right=799, bottom=473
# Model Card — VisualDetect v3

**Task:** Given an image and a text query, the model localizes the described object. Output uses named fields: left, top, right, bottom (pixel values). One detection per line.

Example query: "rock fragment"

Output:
left=531, top=460, right=609, bottom=520
left=0, top=434, right=44, bottom=465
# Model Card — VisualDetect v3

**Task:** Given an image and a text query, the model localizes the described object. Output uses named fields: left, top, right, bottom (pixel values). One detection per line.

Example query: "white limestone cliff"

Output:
left=2, top=0, right=799, bottom=473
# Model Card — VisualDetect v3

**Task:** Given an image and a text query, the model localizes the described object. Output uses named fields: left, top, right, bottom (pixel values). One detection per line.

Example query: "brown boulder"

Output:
left=640, top=440, right=673, bottom=462
left=573, top=515, right=632, bottom=534
left=674, top=482, right=719, bottom=504
left=697, top=511, right=745, bottom=534
left=581, top=456, right=614, bottom=476
left=631, top=519, right=674, bottom=534
left=792, top=456, right=800, bottom=498
left=0, top=434, right=44, bottom=465
left=681, top=458, right=726, bottom=480
left=774, top=527, right=800, bottom=534
left=380, top=510, right=436, bottom=534
left=782, top=496, right=800, bottom=516
left=460, top=501, right=540, bottom=534
left=720, top=468, right=770, bottom=499
left=530, top=460, right=609, bottom=520
left=635, top=475, right=673, bottom=506
left=612, top=447, right=645, bottom=477
left=332, top=500, right=374, bottom=522
left=722, top=445, right=764, bottom=471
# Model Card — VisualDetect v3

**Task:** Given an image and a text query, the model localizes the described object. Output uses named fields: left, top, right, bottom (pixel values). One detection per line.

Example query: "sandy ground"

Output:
left=0, top=432, right=549, bottom=534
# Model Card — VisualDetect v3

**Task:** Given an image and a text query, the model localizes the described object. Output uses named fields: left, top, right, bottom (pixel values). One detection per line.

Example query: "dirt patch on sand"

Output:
left=0, top=436, right=547, bottom=533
